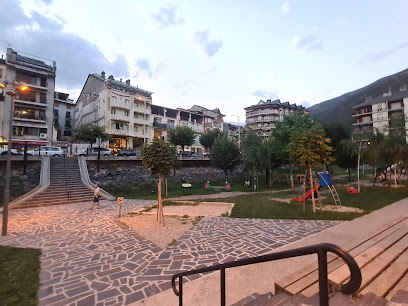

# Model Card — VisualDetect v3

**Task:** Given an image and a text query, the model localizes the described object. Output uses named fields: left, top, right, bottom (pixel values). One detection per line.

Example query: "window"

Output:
left=124, top=110, right=129, bottom=117
left=40, top=77, right=47, bottom=87
left=112, top=96, right=117, bottom=102
left=40, top=93, right=46, bottom=104
left=111, top=108, right=116, bottom=115
left=0, top=69, right=2, bottom=78
left=63, top=130, right=72, bottom=137
left=65, top=120, right=71, bottom=128
left=125, top=99, right=129, bottom=105
left=134, top=125, right=138, bottom=132
left=134, top=112, right=138, bottom=119
left=54, top=119, right=59, bottom=127
left=66, top=111, right=71, bottom=119
left=134, top=101, right=139, bottom=107
left=54, top=109, right=59, bottom=117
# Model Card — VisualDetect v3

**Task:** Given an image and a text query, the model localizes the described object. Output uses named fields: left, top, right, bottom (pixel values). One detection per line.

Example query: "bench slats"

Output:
left=328, top=226, right=408, bottom=289
left=275, top=217, right=408, bottom=296
left=385, top=270, right=408, bottom=300
left=360, top=249, right=408, bottom=298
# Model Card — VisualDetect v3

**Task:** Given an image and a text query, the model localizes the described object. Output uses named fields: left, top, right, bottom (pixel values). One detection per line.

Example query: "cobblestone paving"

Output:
left=0, top=199, right=342, bottom=306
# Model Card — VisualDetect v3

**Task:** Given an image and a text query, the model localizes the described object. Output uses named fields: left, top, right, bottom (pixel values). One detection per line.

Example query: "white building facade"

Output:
left=74, top=72, right=152, bottom=153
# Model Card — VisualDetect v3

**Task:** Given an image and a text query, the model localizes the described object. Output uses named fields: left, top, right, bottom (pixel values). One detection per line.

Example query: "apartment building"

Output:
left=151, top=104, right=204, bottom=148
left=53, top=92, right=75, bottom=141
left=188, top=105, right=224, bottom=131
left=74, top=72, right=152, bottom=152
left=0, top=48, right=56, bottom=149
left=245, top=99, right=305, bottom=136
left=352, top=85, right=408, bottom=135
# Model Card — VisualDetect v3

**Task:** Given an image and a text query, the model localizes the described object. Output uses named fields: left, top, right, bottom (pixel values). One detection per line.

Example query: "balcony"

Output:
left=133, top=118, right=149, bottom=125
left=111, top=114, right=130, bottom=122
left=153, top=121, right=168, bottom=129
left=15, top=99, right=47, bottom=108
left=106, top=128, right=145, bottom=138
left=111, top=101, right=131, bottom=110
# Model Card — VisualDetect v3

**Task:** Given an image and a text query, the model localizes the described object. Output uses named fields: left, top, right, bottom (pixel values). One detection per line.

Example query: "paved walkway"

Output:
left=0, top=199, right=341, bottom=306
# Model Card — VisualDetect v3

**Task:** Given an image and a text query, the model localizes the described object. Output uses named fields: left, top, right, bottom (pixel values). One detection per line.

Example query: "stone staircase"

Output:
left=12, top=157, right=95, bottom=209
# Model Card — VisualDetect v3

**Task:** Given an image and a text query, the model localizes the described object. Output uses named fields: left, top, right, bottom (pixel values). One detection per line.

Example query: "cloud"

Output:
left=291, top=35, right=323, bottom=52
left=360, top=41, right=408, bottom=63
left=194, top=29, right=223, bottom=57
left=301, top=100, right=311, bottom=108
left=253, top=90, right=278, bottom=99
left=134, top=58, right=164, bottom=79
left=281, top=0, right=290, bottom=14
left=152, top=5, right=185, bottom=28
left=39, top=0, right=53, bottom=5
left=0, top=0, right=129, bottom=89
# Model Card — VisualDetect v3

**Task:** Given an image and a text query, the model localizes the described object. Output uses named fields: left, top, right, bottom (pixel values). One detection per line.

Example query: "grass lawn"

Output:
left=103, top=179, right=289, bottom=200
left=0, top=246, right=41, bottom=306
left=204, top=183, right=408, bottom=221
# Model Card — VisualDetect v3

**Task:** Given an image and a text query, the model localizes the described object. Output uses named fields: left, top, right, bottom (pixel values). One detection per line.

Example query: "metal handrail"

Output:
left=64, top=154, right=70, bottom=199
left=171, top=243, right=361, bottom=306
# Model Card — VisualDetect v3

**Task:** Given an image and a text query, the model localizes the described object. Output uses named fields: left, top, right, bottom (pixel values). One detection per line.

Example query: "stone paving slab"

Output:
left=0, top=199, right=341, bottom=305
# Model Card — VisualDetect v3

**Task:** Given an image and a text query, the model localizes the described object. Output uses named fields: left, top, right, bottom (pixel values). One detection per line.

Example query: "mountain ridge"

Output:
left=307, top=68, right=408, bottom=128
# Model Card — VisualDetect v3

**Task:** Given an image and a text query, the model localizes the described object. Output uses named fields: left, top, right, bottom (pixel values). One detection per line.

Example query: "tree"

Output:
left=167, top=126, right=195, bottom=151
left=210, top=134, right=241, bottom=180
left=199, top=129, right=223, bottom=149
left=241, top=129, right=264, bottom=189
left=141, top=140, right=178, bottom=225
left=73, top=124, right=109, bottom=148
left=287, top=124, right=335, bottom=213
left=273, top=112, right=315, bottom=190
left=337, top=139, right=358, bottom=184
left=262, top=136, right=282, bottom=185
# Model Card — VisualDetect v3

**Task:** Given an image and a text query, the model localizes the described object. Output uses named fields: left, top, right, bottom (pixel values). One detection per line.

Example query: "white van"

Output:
left=27, top=146, right=63, bottom=156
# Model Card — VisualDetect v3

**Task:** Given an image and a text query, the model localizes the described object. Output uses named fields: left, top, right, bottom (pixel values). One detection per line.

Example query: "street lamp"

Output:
left=231, top=115, right=241, bottom=148
left=0, top=81, right=28, bottom=236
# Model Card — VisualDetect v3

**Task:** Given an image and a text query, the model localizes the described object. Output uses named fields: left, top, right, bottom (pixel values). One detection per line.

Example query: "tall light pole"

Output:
left=1, top=81, right=28, bottom=236
left=231, top=115, right=241, bottom=148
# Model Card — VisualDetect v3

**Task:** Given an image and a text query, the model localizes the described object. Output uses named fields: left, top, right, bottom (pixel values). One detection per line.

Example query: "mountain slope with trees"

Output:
left=308, top=68, right=408, bottom=128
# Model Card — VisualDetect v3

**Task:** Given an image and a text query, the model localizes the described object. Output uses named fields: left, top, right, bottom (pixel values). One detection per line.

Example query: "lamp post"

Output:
left=1, top=81, right=28, bottom=236
left=231, top=115, right=241, bottom=148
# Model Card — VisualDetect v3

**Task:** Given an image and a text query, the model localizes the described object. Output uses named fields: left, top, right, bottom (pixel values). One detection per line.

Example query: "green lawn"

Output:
left=0, top=246, right=41, bottom=306
left=204, top=183, right=408, bottom=221
left=103, top=178, right=288, bottom=200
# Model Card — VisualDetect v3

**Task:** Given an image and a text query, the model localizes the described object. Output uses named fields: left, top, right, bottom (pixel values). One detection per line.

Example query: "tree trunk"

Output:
left=302, top=179, right=306, bottom=213
left=394, top=167, right=398, bottom=189
left=224, top=169, right=228, bottom=181
left=158, top=175, right=165, bottom=225
left=165, top=178, right=168, bottom=196
left=289, top=164, right=294, bottom=191
left=309, top=166, right=316, bottom=213
left=253, top=169, right=256, bottom=190
left=265, top=168, right=270, bottom=184
left=348, top=167, right=351, bottom=185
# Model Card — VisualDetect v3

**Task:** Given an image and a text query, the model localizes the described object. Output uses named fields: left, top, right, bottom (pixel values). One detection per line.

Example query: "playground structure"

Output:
left=292, top=172, right=341, bottom=206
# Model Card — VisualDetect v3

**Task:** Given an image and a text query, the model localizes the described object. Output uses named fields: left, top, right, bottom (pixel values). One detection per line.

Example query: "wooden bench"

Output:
left=275, top=217, right=408, bottom=300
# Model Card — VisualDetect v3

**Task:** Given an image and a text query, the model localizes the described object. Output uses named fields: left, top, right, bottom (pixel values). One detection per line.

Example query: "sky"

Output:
left=1, top=0, right=407, bottom=124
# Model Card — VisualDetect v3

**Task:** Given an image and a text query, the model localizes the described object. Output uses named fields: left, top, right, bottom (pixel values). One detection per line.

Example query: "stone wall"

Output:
left=88, top=163, right=242, bottom=187
left=0, top=160, right=41, bottom=205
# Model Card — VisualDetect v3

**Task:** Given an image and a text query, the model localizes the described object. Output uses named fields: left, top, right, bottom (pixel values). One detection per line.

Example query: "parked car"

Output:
left=27, top=146, right=63, bottom=157
left=0, top=148, right=20, bottom=155
left=117, top=148, right=137, bottom=157
left=78, top=147, right=111, bottom=157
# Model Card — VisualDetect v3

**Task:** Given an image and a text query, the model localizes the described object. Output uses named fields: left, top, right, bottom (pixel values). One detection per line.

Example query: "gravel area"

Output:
left=119, top=214, right=200, bottom=249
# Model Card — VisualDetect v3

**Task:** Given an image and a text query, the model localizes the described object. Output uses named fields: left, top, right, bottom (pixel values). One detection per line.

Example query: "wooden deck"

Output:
left=275, top=216, right=408, bottom=301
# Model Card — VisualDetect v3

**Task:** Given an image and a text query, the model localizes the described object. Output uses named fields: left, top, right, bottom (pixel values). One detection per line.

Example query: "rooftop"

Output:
left=245, top=98, right=305, bottom=110
left=353, top=90, right=408, bottom=109
left=91, top=73, right=153, bottom=96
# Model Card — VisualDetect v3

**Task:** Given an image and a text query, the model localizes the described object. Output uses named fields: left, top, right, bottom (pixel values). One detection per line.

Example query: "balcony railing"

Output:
left=111, top=114, right=130, bottom=122
left=111, top=101, right=131, bottom=110
left=153, top=122, right=167, bottom=129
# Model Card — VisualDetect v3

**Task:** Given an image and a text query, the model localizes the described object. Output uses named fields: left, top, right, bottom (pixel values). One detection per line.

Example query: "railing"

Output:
left=171, top=243, right=361, bottom=306
left=64, top=154, right=70, bottom=199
